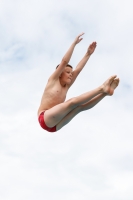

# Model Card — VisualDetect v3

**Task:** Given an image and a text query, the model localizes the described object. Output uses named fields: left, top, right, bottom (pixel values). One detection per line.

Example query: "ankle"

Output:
left=99, top=85, right=104, bottom=93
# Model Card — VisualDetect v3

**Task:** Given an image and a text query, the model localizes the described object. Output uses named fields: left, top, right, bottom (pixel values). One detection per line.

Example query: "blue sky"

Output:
left=0, top=0, right=133, bottom=199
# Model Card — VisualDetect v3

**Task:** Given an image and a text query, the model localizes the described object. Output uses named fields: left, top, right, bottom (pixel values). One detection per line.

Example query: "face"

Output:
left=60, top=67, right=73, bottom=85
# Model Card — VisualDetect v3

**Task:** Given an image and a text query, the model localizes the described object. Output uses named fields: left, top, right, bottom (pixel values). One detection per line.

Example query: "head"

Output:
left=56, top=64, right=73, bottom=86
left=56, top=64, right=73, bottom=70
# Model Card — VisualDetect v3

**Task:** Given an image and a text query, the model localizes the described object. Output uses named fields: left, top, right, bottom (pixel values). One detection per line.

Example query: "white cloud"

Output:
left=0, top=0, right=133, bottom=199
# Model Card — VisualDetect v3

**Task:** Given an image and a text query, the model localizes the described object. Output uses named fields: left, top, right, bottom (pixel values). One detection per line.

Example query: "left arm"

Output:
left=69, top=42, right=97, bottom=87
left=75, top=41, right=97, bottom=74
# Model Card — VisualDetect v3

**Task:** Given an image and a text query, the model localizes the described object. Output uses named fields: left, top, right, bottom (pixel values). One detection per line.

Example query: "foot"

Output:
left=109, top=78, right=120, bottom=95
left=102, top=75, right=118, bottom=95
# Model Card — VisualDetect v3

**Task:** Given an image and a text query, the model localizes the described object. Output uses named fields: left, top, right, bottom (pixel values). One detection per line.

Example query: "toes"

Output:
left=111, top=78, right=120, bottom=89
left=112, top=75, right=117, bottom=79
left=114, top=78, right=120, bottom=85
left=109, top=75, right=117, bottom=83
left=115, top=77, right=120, bottom=82
left=114, top=77, right=119, bottom=81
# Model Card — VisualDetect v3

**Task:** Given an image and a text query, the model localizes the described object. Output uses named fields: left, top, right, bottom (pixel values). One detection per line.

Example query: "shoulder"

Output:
left=49, top=60, right=67, bottom=80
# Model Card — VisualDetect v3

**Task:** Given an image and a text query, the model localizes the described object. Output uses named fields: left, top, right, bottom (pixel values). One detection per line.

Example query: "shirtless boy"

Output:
left=38, top=33, right=119, bottom=132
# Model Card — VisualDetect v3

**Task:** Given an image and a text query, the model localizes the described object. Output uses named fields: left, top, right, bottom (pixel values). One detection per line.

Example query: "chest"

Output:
left=45, top=79, right=68, bottom=101
left=53, top=83, right=67, bottom=100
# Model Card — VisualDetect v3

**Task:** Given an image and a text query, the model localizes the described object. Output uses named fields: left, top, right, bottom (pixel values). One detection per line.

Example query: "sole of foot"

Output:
left=103, top=75, right=117, bottom=95
left=109, top=78, right=120, bottom=95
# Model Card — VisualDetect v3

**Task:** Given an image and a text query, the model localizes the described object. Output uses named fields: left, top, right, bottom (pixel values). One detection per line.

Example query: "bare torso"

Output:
left=38, top=78, right=69, bottom=116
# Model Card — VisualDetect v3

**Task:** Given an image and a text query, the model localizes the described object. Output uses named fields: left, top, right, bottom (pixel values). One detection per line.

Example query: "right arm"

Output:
left=49, top=33, right=84, bottom=80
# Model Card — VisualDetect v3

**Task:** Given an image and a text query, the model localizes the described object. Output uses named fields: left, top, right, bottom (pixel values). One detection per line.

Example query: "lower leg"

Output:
left=74, top=77, right=120, bottom=114
left=71, top=75, right=117, bottom=106
left=69, top=87, right=103, bottom=106
left=82, top=93, right=106, bottom=110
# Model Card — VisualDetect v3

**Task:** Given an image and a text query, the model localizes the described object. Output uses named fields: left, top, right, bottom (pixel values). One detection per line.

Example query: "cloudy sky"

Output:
left=0, top=0, right=133, bottom=199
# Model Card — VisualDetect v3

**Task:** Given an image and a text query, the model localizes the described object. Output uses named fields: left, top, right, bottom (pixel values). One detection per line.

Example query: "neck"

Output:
left=59, top=78, right=67, bottom=87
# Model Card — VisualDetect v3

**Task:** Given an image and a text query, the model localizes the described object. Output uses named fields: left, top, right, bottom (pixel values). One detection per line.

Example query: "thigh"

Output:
left=56, top=106, right=82, bottom=131
left=44, top=99, right=77, bottom=127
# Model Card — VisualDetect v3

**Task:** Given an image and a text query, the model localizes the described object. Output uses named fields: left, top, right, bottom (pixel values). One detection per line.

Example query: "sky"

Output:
left=0, top=0, right=133, bottom=199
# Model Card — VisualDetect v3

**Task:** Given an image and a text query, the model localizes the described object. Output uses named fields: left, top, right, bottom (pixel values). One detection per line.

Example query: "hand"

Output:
left=74, top=33, right=84, bottom=45
left=87, top=42, right=97, bottom=55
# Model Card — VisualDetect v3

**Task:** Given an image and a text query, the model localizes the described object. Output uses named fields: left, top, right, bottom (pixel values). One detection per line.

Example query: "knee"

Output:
left=66, top=97, right=78, bottom=108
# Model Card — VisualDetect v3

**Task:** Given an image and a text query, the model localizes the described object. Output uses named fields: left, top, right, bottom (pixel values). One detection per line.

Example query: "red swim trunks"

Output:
left=38, top=111, right=56, bottom=132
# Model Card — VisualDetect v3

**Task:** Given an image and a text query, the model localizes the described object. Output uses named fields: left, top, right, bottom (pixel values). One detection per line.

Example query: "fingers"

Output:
left=75, top=34, right=97, bottom=47
left=89, top=42, right=97, bottom=49
left=77, top=33, right=84, bottom=41
left=74, top=33, right=84, bottom=44
left=91, top=41, right=97, bottom=46
left=78, top=32, right=85, bottom=37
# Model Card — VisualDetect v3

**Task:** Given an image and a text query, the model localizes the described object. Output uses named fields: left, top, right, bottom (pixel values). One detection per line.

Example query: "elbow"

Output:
left=62, top=58, right=68, bottom=65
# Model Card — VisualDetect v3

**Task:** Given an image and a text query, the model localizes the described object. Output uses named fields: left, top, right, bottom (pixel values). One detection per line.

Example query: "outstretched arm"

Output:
left=49, top=33, right=84, bottom=80
left=68, top=42, right=97, bottom=87
left=75, top=42, right=97, bottom=74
